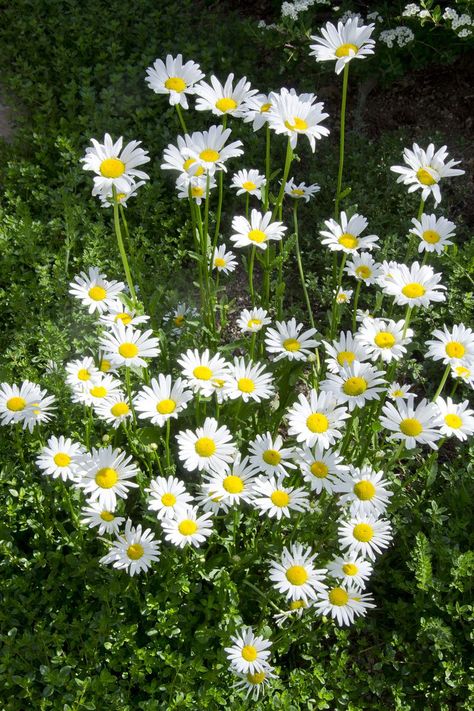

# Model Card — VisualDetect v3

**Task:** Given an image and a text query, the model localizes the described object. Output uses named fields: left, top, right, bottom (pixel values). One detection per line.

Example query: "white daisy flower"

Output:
left=248, top=432, right=296, bottom=478
left=0, top=380, right=43, bottom=428
left=163, top=302, right=198, bottom=335
left=80, top=502, right=124, bottom=536
left=203, top=454, right=258, bottom=506
left=194, top=73, right=257, bottom=117
left=182, top=125, right=243, bottom=175
left=320, top=362, right=386, bottom=411
left=252, top=475, right=309, bottom=519
left=99, top=322, right=160, bottom=368
left=334, top=465, right=393, bottom=516
left=390, top=143, right=464, bottom=206
left=223, top=357, right=275, bottom=403
left=176, top=417, right=236, bottom=473
left=425, top=324, right=474, bottom=365
left=212, top=244, right=238, bottom=274
left=69, top=267, right=125, bottom=314
left=18, top=388, right=56, bottom=432
left=176, top=172, right=217, bottom=204
left=81, top=133, right=150, bottom=197
left=230, top=209, right=287, bottom=251
left=266, top=87, right=330, bottom=151
left=345, top=253, right=382, bottom=285
left=77, top=446, right=139, bottom=510
left=320, top=212, right=379, bottom=254
left=388, top=381, right=417, bottom=401
left=409, top=213, right=456, bottom=254
left=313, top=585, right=375, bottom=626
left=323, top=330, right=370, bottom=373
left=356, top=309, right=376, bottom=323
left=97, top=351, right=119, bottom=375
left=146, top=476, right=194, bottom=520
left=295, top=444, right=349, bottom=494
left=309, top=18, right=376, bottom=74
left=232, top=665, right=276, bottom=701
left=230, top=169, right=266, bottom=199
left=194, top=482, right=231, bottom=515
left=36, top=435, right=85, bottom=482
left=98, top=179, right=147, bottom=208
left=356, top=317, right=413, bottom=363
left=94, top=393, right=132, bottom=428
left=161, top=505, right=214, bottom=548
left=237, top=307, right=271, bottom=334
left=335, top=287, right=353, bottom=304
left=338, top=514, right=392, bottom=561
left=265, top=317, right=319, bottom=362
left=451, top=359, right=474, bottom=388
left=133, top=375, right=193, bottom=427
left=269, top=543, right=327, bottom=603
left=380, top=261, right=446, bottom=307
left=100, top=519, right=160, bottom=576
left=284, top=178, right=320, bottom=202
left=65, top=357, right=101, bottom=388
left=99, top=300, right=150, bottom=329
left=273, top=599, right=311, bottom=627
left=224, top=626, right=272, bottom=675
left=286, top=391, right=349, bottom=449
left=177, top=348, right=230, bottom=397
left=435, top=397, right=474, bottom=441
left=380, top=398, right=442, bottom=450
left=242, top=93, right=273, bottom=131
left=71, top=373, right=122, bottom=407
left=161, top=134, right=207, bottom=177
left=145, top=54, right=204, bottom=108
left=326, top=554, right=373, bottom=590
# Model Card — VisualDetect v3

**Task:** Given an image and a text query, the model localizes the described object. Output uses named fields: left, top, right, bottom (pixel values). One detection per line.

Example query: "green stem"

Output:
left=264, top=124, right=271, bottom=211
left=175, top=104, right=188, bottom=133
left=272, top=138, right=293, bottom=221
left=248, top=246, right=256, bottom=306
left=351, top=280, right=362, bottom=332
left=329, top=253, right=347, bottom=338
left=112, top=187, right=137, bottom=304
left=245, top=192, right=249, bottom=220
left=402, top=305, right=413, bottom=338
left=386, top=439, right=405, bottom=473
left=125, top=368, right=137, bottom=425
left=165, top=418, right=171, bottom=469
left=432, top=364, right=451, bottom=401
left=293, top=202, right=315, bottom=330
left=213, top=170, right=224, bottom=250
left=404, top=198, right=425, bottom=262
left=334, top=62, right=350, bottom=218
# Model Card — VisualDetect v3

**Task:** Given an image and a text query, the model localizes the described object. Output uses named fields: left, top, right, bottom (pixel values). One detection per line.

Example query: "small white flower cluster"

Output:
left=379, top=26, right=415, bottom=48
left=367, top=11, right=383, bottom=23
left=402, top=3, right=472, bottom=37
left=402, top=3, right=421, bottom=17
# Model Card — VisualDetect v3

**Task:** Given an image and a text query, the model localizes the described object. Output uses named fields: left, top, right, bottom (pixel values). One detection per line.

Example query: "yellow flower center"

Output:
left=402, top=282, right=425, bottom=299
left=400, top=418, right=423, bottom=436
left=118, top=342, right=139, bottom=359
left=164, top=76, right=187, bottom=92
left=223, top=475, right=244, bottom=494
left=342, top=563, right=358, bottom=576
left=100, top=359, right=111, bottom=373
left=53, top=452, right=71, bottom=467
left=100, top=511, right=115, bottom=522
left=310, top=461, right=329, bottom=478
left=353, top=480, right=376, bottom=501
left=328, top=587, right=349, bottom=606
left=88, top=286, right=107, bottom=301
left=191, top=186, right=204, bottom=198
left=174, top=315, right=185, bottom=327
left=445, top=341, right=465, bottom=358
left=95, top=467, right=119, bottom=489
left=90, top=386, right=107, bottom=398
left=215, top=97, right=238, bottom=113
left=338, top=233, right=358, bottom=249
left=248, top=318, right=262, bottom=329
left=247, top=670, right=266, bottom=684
left=355, top=265, right=371, bottom=279
left=127, top=543, right=144, bottom=560
left=306, top=413, right=329, bottom=433
left=445, top=413, right=462, bottom=429
left=6, top=396, right=26, bottom=411
left=156, top=398, right=176, bottom=415
left=353, top=523, right=374, bottom=542
left=260, top=102, right=272, bottom=113
left=193, top=365, right=212, bottom=380
left=248, top=228, right=267, bottom=243
left=77, top=368, right=91, bottom=381
left=212, top=378, right=226, bottom=389
left=374, top=331, right=396, bottom=349
left=111, top=402, right=129, bottom=417
left=423, top=229, right=440, bottom=244
left=199, top=148, right=220, bottom=162
left=342, top=376, right=367, bottom=396
left=337, top=350, right=355, bottom=366
left=263, top=449, right=281, bottom=466
left=290, top=600, right=307, bottom=610
left=241, top=645, right=258, bottom=662
left=100, top=157, right=125, bottom=178
left=285, top=565, right=308, bottom=586
left=337, top=293, right=348, bottom=303
left=283, top=338, right=301, bottom=352
left=391, top=389, right=404, bottom=397
left=416, top=168, right=436, bottom=186
left=178, top=519, right=198, bottom=536
left=291, top=188, right=306, bottom=196
left=214, top=257, right=226, bottom=268
left=455, top=366, right=470, bottom=377
left=238, top=377, right=255, bottom=393
left=114, top=312, right=133, bottom=325
left=335, top=42, right=358, bottom=57
left=161, top=492, right=177, bottom=506
left=183, top=158, right=204, bottom=176
left=284, top=116, right=308, bottom=131
left=194, top=437, right=216, bottom=457
left=242, top=180, right=256, bottom=191
left=270, top=489, right=289, bottom=507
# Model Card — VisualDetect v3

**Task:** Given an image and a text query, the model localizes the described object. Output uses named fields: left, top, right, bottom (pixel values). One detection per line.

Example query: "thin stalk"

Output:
left=245, top=192, right=249, bottom=220
left=329, top=253, right=347, bottom=338
left=272, top=138, right=293, bottom=221
left=165, top=419, right=171, bottom=469
left=404, top=198, right=425, bottom=262
left=125, top=368, right=137, bottom=425
left=248, top=245, right=256, bottom=306
left=432, top=364, right=451, bottom=401
left=113, top=187, right=137, bottom=303
left=264, top=124, right=271, bottom=211
left=351, top=280, right=362, bottom=332
left=334, top=63, right=350, bottom=218
left=175, top=104, right=188, bottom=133
left=293, top=202, right=315, bottom=329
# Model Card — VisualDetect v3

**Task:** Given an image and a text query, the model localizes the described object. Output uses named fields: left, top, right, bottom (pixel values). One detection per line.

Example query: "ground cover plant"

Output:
left=0, top=2, right=473, bottom=710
